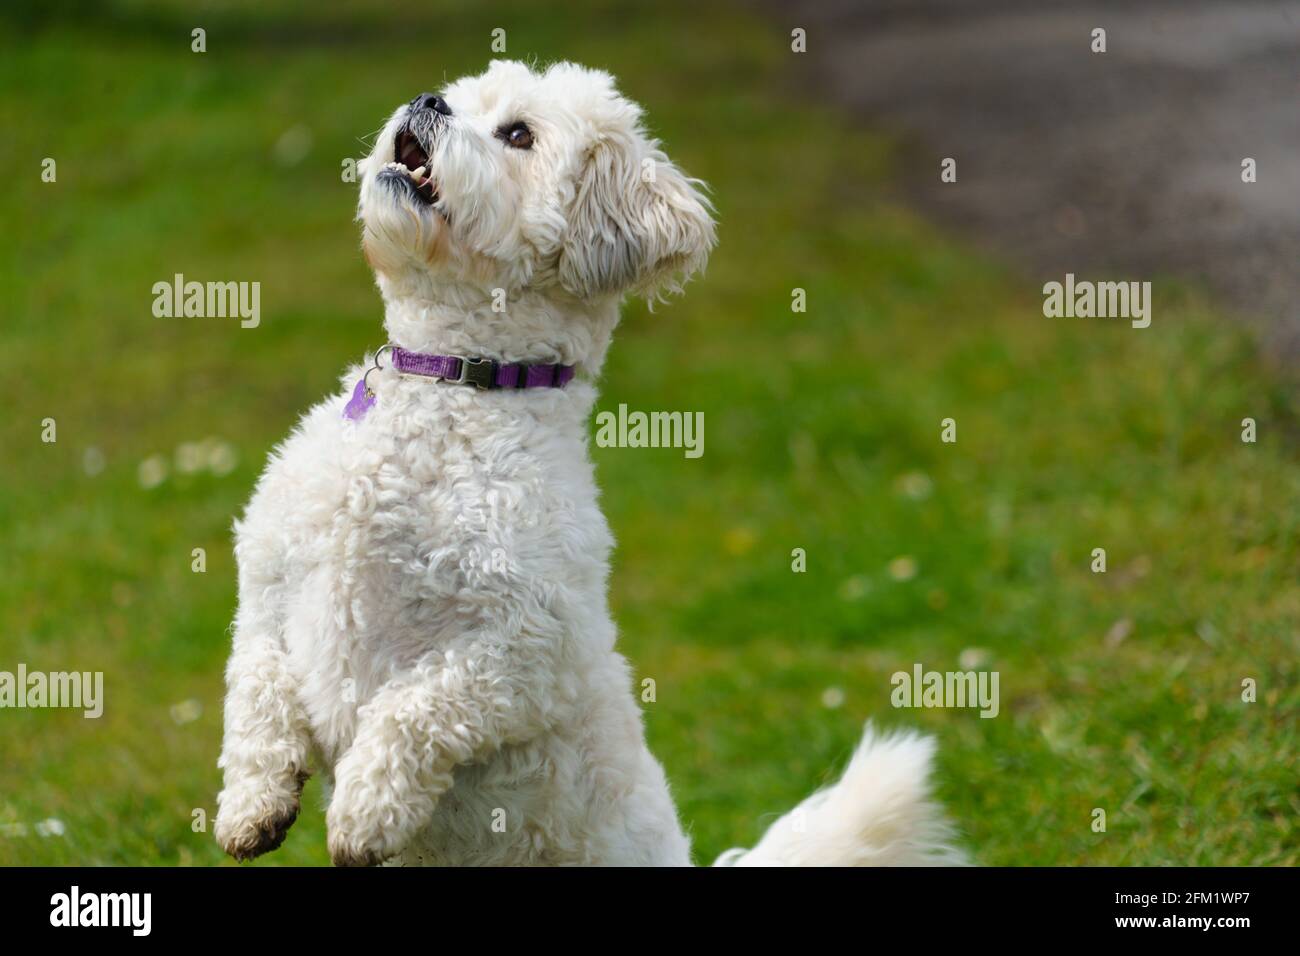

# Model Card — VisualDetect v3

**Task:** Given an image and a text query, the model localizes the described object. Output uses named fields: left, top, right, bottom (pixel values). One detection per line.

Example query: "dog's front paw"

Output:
left=325, top=774, right=403, bottom=867
left=326, top=827, right=387, bottom=868
left=326, top=748, right=434, bottom=867
left=215, top=770, right=308, bottom=862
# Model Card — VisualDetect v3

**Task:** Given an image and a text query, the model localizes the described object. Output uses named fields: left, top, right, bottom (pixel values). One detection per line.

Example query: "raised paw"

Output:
left=215, top=770, right=309, bottom=862
left=325, top=747, right=437, bottom=867
left=325, top=782, right=401, bottom=867
left=325, top=795, right=397, bottom=867
left=326, top=831, right=386, bottom=868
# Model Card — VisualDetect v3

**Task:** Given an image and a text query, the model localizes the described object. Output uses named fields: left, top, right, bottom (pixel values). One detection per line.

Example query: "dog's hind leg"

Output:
left=214, top=524, right=314, bottom=862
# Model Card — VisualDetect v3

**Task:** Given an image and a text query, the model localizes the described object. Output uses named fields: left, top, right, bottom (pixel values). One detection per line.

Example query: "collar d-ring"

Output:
left=363, top=344, right=395, bottom=398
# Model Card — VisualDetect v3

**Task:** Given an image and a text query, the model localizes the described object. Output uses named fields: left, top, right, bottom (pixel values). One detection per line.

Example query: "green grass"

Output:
left=1, top=0, right=1296, bottom=866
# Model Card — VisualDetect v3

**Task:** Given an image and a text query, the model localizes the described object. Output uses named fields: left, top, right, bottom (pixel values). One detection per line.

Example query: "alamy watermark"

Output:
left=1, top=664, right=103, bottom=718
left=152, top=273, right=260, bottom=328
left=594, top=404, right=704, bottom=458
left=891, top=663, right=999, bottom=718
left=1043, top=273, right=1151, bottom=329
left=50, top=886, right=150, bottom=936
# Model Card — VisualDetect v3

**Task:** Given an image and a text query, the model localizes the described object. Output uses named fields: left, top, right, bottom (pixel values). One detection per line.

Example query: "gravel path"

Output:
left=772, top=0, right=1300, bottom=353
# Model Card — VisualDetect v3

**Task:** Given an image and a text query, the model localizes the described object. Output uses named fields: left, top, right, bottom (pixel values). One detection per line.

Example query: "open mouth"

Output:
left=390, top=127, right=438, bottom=204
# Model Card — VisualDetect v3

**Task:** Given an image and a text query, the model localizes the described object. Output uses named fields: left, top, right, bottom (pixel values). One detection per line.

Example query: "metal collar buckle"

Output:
left=446, top=355, right=497, bottom=390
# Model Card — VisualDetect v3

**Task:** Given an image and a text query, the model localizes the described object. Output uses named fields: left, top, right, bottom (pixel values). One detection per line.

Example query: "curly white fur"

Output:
left=214, top=60, right=967, bottom=867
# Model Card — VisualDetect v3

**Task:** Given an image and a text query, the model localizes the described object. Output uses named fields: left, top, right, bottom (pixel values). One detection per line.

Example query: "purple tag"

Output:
left=343, top=378, right=376, bottom=421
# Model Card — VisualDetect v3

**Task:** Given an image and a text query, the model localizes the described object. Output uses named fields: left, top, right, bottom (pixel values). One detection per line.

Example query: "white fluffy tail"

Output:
left=713, top=724, right=969, bottom=866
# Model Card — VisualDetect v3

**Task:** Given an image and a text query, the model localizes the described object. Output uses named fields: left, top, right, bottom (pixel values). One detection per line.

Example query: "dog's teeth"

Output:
left=411, top=166, right=427, bottom=179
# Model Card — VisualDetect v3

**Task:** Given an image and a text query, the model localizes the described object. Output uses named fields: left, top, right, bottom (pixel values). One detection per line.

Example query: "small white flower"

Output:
left=137, top=454, right=168, bottom=489
left=82, top=446, right=106, bottom=476
left=273, top=124, right=314, bottom=167
left=175, top=441, right=205, bottom=474
left=170, top=699, right=203, bottom=725
left=1104, top=617, right=1133, bottom=648
left=896, top=471, right=933, bottom=500
left=838, top=575, right=870, bottom=601
left=888, top=556, right=917, bottom=581
left=820, top=687, right=846, bottom=709
left=205, top=438, right=238, bottom=476
left=35, top=818, right=66, bottom=838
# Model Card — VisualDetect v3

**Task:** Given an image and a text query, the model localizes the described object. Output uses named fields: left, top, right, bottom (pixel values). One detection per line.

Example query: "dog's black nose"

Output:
left=412, top=92, right=452, bottom=116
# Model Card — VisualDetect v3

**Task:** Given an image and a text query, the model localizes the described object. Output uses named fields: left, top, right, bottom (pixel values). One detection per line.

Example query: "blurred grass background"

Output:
left=0, top=0, right=1296, bottom=866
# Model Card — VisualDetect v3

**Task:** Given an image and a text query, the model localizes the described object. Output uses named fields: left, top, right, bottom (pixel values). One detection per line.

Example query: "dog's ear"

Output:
left=558, top=130, right=716, bottom=301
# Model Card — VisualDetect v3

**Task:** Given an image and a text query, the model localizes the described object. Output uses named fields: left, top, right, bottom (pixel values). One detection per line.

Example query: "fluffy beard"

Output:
left=357, top=107, right=449, bottom=272
left=360, top=173, right=451, bottom=274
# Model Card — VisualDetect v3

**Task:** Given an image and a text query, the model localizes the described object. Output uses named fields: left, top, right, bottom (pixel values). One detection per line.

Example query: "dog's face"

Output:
left=358, top=60, right=715, bottom=302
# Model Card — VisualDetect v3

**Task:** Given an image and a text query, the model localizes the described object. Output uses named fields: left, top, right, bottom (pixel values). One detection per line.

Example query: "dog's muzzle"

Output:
left=377, top=94, right=448, bottom=205
left=389, top=127, right=436, bottom=204
left=409, top=92, right=452, bottom=117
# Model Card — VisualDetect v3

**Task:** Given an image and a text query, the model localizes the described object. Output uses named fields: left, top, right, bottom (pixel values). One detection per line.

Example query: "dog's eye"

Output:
left=498, top=121, right=534, bottom=150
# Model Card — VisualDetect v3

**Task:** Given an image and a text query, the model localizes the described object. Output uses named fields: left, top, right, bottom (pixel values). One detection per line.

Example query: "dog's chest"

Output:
left=263, top=382, right=614, bottom=758
left=328, top=386, right=611, bottom=630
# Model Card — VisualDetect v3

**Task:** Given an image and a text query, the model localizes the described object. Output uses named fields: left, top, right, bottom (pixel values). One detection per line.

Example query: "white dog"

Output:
left=214, top=60, right=967, bottom=867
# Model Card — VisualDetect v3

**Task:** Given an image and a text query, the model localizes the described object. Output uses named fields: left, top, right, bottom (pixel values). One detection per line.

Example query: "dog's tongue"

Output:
left=398, top=131, right=428, bottom=172
left=401, top=143, right=425, bottom=170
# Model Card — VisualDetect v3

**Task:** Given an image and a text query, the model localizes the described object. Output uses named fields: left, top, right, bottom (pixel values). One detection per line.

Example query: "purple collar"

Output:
left=344, top=345, right=575, bottom=421
left=390, top=347, right=576, bottom=390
